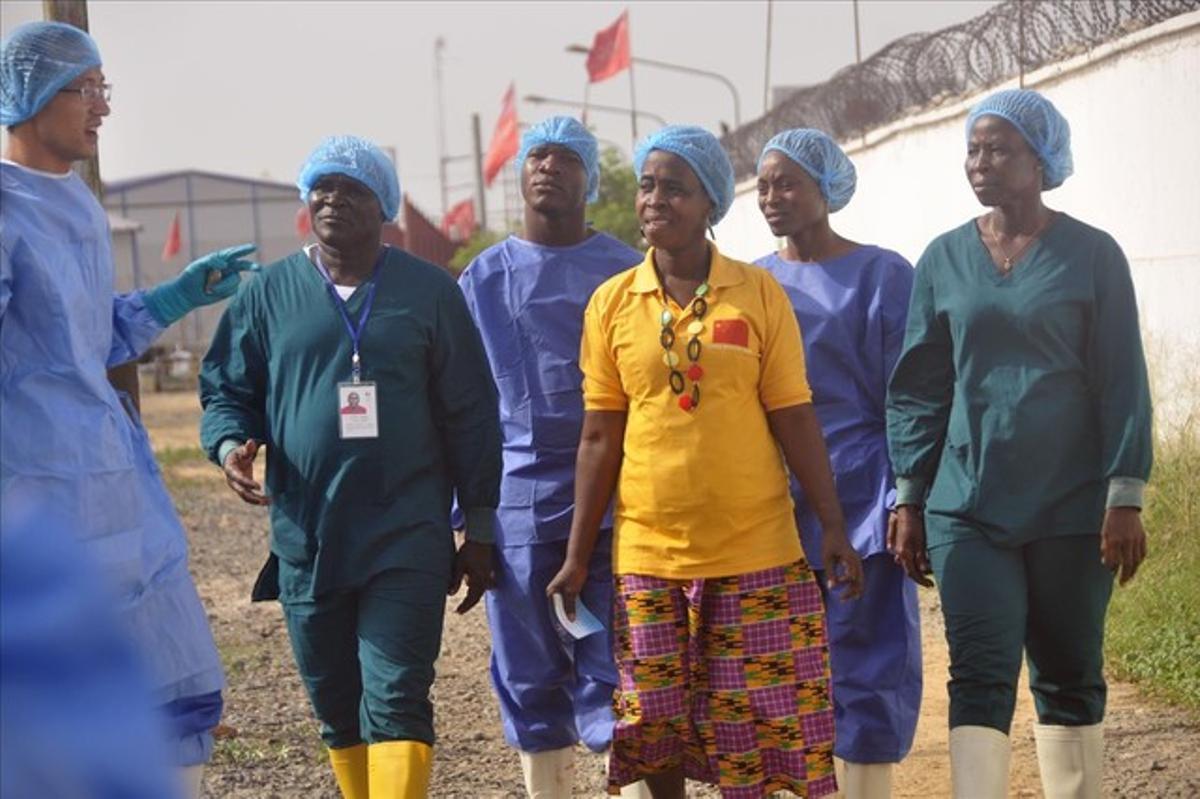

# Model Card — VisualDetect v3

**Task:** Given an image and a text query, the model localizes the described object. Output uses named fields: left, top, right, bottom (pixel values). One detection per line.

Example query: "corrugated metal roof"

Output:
left=105, top=168, right=296, bottom=194
left=107, top=213, right=142, bottom=233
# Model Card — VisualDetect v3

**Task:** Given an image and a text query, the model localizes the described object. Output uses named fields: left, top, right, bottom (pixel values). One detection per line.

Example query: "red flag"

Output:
left=586, top=10, right=631, bottom=83
left=440, top=199, right=476, bottom=241
left=483, top=83, right=519, bottom=187
left=295, top=205, right=312, bottom=240
left=161, top=211, right=181, bottom=261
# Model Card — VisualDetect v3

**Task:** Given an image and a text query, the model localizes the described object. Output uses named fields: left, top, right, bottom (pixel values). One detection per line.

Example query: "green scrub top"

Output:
left=200, top=247, right=501, bottom=599
left=886, top=214, right=1152, bottom=547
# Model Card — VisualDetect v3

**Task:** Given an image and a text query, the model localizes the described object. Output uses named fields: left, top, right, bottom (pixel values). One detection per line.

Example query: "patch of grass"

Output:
left=155, top=445, right=209, bottom=468
left=218, top=642, right=262, bottom=678
left=212, top=737, right=301, bottom=767
left=1106, top=428, right=1200, bottom=711
left=154, top=445, right=221, bottom=492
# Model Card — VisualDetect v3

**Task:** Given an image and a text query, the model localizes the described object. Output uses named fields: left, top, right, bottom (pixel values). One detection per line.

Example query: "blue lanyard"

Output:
left=313, top=247, right=386, bottom=383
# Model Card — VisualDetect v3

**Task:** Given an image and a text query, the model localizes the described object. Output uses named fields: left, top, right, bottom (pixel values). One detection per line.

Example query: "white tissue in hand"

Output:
left=551, top=593, right=604, bottom=640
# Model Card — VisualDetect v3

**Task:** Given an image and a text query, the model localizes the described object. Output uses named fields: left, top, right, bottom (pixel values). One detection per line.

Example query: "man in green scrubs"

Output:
left=200, top=135, right=501, bottom=799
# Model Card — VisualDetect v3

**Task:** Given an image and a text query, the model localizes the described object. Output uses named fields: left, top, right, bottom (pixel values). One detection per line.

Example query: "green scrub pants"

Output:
left=281, top=567, right=449, bottom=749
left=928, top=534, right=1113, bottom=733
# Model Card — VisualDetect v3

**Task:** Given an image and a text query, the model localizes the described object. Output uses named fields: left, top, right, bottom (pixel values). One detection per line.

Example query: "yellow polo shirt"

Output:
left=581, top=246, right=811, bottom=579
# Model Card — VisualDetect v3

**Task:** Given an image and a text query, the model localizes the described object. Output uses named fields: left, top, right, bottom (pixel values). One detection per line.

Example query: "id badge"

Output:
left=337, top=382, right=379, bottom=439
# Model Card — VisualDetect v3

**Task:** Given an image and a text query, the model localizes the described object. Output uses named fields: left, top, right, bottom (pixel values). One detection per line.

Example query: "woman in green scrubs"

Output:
left=886, top=89, right=1152, bottom=799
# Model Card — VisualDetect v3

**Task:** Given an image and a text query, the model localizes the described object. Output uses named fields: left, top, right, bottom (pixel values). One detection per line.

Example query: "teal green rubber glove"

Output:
left=144, top=243, right=260, bottom=326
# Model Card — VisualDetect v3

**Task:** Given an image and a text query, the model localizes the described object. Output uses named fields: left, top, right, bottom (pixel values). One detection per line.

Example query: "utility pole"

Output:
left=472, top=113, right=488, bottom=231
left=434, top=37, right=449, bottom=216
left=853, top=0, right=863, bottom=65
left=42, top=0, right=140, bottom=412
left=763, top=0, right=774, bottom=115
left=627, top=59, right=639, bottom=146
left=1017, top=0, right=1026, bottom=88
left=853, top=0, right=866, bottom=145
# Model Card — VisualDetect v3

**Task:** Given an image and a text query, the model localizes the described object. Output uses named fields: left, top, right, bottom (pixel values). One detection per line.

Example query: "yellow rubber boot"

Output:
left=329, top=744, right=369, bottom=799
left=369, top=740, right=434, bottom=798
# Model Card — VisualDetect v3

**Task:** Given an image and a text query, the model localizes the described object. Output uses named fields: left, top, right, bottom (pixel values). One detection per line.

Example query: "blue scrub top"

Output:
left=0, top=161, right=224, bottom=704
left=756, top=245, right=914, bottom=566
left=458, top=232, right=643, bottom=546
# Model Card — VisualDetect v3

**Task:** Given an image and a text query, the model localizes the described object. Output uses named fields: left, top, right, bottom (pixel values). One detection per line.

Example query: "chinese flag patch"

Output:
left=713, top=318, right=750, bottom=347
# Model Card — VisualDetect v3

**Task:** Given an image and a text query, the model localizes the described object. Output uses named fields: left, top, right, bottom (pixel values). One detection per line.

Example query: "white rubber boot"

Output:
left=842, top=762, right=893, bottom=798
left=180, top=765, right=205, bottom=799
left=519, top=747, right=573, bottom=799
left=1034, top=722, right=1103, bottom=799
left=949, top=725, right=1010, bottom=799
left=617, top=778, right=654, bottom=797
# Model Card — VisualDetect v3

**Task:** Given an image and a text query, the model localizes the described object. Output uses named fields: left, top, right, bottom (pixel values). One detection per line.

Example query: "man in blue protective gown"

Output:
left=456, top=117, right=647, bottom=797
left=1, top=21, right=257, bottom=798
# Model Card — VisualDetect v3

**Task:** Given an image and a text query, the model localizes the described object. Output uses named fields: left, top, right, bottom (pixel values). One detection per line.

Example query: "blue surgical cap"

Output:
left=633, top=125, right=735, bottom=225
left=517, top=116, right=600, bottom=203
left=297, top=135, right=401, bottom=221
left=0, top=21, right=102, bottom=127
left=758, top=129, right=857, bottom=213
left=965, top=89, right=1073, bottom=190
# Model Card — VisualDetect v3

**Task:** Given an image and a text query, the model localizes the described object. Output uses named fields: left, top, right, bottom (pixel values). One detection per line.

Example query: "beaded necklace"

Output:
left=659, top=281, right=709, bottom=411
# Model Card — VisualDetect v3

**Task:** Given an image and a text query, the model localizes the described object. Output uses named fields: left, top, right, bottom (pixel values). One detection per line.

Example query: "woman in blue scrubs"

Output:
left=755, top=128, right=922, bottom=799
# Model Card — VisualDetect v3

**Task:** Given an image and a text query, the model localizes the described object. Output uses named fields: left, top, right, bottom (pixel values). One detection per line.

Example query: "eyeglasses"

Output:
left=59, top=83, right=112, bottom=103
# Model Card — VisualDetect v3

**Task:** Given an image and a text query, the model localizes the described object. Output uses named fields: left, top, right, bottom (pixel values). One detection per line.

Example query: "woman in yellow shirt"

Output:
left=548, top=126, right=864, bottom=799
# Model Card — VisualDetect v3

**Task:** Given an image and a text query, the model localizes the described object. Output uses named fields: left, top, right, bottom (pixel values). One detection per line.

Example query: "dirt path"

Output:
left=142, top=392, right=1199, bottom=797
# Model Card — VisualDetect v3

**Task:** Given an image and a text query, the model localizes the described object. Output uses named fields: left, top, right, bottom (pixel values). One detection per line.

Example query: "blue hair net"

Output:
left=517, top=116, right=600, bottom=203
left=1, top=21, right=102, bottom=127
left=297, top=135, right=401, bottom=221
left=758, top=128, right=857, bottom=213
left=965, top=89, right=1073, bottom=190
left=633, top=125, right=735, bottom=225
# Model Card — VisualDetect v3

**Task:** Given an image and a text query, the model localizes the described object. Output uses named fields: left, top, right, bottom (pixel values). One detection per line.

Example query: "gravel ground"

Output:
left=143, top=393, right=1199, bottom=798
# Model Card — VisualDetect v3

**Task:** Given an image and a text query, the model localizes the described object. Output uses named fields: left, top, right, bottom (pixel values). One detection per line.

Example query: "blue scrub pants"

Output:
left=487, top=532, right=617, bottom=753
left=928, top=534, right=1113, bottom=733
left=815, top=553, right=922, bottom=763
left=280, top=567, right=449, bottom=749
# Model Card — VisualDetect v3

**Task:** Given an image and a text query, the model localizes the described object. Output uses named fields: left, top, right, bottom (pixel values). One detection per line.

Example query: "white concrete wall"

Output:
left=716, top=11, right=1200, bottom=431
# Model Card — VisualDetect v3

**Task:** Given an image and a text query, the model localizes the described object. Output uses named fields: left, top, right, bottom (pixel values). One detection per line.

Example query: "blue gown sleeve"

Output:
left=886, top=247, right=954, bottom=506
left=878, top=257, right=915, bottom=507
left=199, top=287, right=269, bottom=464
left=430, top=279, right=502, bottom=543
left=107, top=290, right=165, bottom=367
left=879, top=257, right=916, bottom=411
left=1088, top=233, right=1153, bottom=504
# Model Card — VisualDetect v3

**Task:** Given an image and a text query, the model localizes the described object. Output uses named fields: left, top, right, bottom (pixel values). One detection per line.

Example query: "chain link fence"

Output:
left=723, top=0, right=1199, bottom=180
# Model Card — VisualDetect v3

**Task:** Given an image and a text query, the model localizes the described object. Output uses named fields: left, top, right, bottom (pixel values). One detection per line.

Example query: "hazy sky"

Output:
left=2, top=0, right=996, bottom=223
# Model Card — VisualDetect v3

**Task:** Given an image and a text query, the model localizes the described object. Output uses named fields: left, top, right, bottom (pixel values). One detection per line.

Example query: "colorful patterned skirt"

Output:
left=607, top=561, right=837, bottom=798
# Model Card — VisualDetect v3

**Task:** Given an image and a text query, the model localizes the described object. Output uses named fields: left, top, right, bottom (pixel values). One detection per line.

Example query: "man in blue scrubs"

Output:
left=457, top=117, right=645, bottom=797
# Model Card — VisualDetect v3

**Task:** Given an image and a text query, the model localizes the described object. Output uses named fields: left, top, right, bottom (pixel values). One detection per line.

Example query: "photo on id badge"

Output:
left=338, top=382, right=379, bottom=439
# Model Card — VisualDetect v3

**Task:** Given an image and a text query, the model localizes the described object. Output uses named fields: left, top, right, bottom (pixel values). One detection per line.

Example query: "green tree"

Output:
left=448, top=228, right=505, bottom=274
left=588, top=147, right=643, bottom=249
left=448, top=146, right=642, bottom=275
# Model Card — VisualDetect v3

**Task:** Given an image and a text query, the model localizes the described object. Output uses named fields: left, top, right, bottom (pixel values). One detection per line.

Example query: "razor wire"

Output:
left=722, top=0, right=1199, bottom=179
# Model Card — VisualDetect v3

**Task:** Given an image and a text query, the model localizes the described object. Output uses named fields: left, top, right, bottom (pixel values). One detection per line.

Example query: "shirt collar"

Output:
left=628, top=245, right=745, bottom=294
